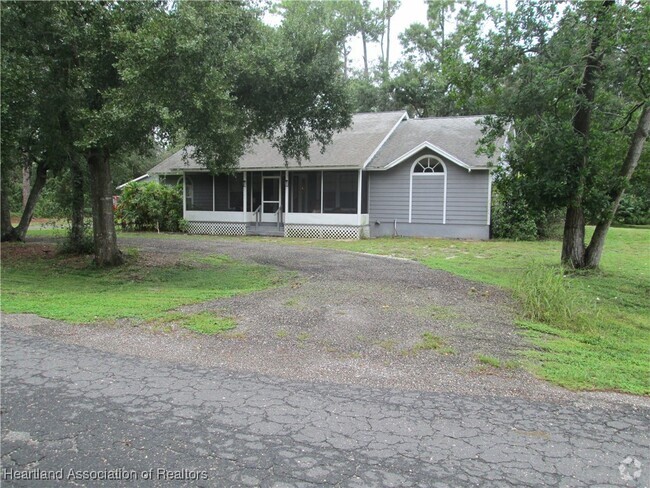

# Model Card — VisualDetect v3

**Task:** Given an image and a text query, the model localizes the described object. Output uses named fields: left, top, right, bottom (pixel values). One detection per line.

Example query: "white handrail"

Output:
left=275, top=205, right=283, bottom=230
left=254, top=205, right=262, bottom=228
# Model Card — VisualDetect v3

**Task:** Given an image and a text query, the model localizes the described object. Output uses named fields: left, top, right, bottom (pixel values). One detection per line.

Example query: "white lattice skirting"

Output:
left=284, top=224, right=362, bottom=240
left=186, top=221, right=246, bottom=236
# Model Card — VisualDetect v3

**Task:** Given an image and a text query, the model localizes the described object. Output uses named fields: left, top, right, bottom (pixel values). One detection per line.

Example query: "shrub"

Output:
left=535, top=209, right=565, bottom=240
left=115, top=181, right=184, bottom=232
left=58, top=221, right=95, bottom=255
left=615, top=193, right=650, bottom=226
left=491, top=194, right=538, bottom=240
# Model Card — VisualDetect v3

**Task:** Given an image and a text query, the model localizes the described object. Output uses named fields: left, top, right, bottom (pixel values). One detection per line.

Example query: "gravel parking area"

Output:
left=5, top=235, right=646, bottom=407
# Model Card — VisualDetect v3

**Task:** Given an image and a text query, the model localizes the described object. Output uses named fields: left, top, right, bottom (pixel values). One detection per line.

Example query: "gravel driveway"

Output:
left=6, top=235, right=646, bottom=407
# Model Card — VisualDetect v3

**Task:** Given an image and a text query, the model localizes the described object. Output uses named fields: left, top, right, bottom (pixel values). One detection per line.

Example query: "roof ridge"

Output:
left=353, top=110, right=408, bottom=116
left=409, top=115, right=486, bottom=120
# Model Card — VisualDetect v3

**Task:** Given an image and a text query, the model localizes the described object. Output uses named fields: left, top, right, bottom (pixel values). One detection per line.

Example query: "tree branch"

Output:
left=612, top=102, right=644, bottom=133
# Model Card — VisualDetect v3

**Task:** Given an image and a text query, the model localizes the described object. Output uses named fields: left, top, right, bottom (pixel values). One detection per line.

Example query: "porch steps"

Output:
left=246, top=223, right=285, bottom=237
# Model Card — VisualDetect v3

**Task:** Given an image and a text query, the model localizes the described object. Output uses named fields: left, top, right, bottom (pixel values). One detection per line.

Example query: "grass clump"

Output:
left=513, top=266, right=598, bottom=333
left=150, top=311, right=237, bottom=335
left=416, top=304, right=459, bottom=321
left=402, top=332, right=449, bottom=356
left=414, top=332, right=444, bottom=351
left=477, top=355, right=502, bottom=368
left=179, top=312, right=236, bottom=335
left=375, top=339, right=397, bottom=351
left=296, top=332, right=310, bottom=342
left=414, top=332, right=443, bottom=350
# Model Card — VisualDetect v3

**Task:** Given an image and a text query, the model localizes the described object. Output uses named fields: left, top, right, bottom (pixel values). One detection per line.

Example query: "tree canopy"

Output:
left=1, top=0, right=352, bottom=264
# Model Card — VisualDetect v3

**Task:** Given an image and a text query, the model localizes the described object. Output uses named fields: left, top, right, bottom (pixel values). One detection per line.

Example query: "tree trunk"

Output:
left=69, top=156, right=86, bottom=252
left=584, top=104, right=650, bottom=268
left=87, top=147, right=123, bottom=266
left=3, top=160, right=49, bottom=242
left=561, top=205, right=586, bottom=268
left=342, top=42, right=349, bottom=80
left=561, top=1, right=612, bottom=268
left=361, top=30, right=369, bottom=79
left=1, top=168, right=16, bottom=241
left=22, top=156, right=31, bottom=210
left=385, top=0, right=391, bottom=69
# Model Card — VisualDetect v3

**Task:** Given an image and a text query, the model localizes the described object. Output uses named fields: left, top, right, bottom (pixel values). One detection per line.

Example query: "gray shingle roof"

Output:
left=147, top=112, right=496, bottom=176
left=148, top=149, right=195, bottom=175
left=149, top=111, right=407, bottom=173
left=366, top=116, right=491, bottom=170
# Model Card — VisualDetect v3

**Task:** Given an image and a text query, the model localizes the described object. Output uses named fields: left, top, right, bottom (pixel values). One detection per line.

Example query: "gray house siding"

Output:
left=446, top=168, right=488, bottom=226
left=368, top=150, right=490, bottom=239
left=367, top=160, right=411, bottom=222
left=412, top=176, right=444, bottom=223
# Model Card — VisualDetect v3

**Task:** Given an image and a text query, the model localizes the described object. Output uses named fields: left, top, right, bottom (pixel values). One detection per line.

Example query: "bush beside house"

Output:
left=115, top=182, right=186, bottom=232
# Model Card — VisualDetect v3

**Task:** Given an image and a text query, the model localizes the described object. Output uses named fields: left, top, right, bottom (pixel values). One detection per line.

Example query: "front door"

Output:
left=262, top=176, right=281, bottom=223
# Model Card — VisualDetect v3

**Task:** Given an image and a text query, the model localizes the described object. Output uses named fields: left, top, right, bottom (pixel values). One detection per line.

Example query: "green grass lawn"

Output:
left=1, top=245, right=287, bottom=329
left=281, top=227, right=649, bottom=395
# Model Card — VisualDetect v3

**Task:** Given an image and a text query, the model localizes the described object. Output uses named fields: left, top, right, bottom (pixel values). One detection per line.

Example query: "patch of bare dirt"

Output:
left=1, top=242, right=57, bottom=262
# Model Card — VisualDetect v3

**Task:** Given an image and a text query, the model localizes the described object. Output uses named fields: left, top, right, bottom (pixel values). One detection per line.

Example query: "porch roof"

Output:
left=149, top=111, right=407, bottom=174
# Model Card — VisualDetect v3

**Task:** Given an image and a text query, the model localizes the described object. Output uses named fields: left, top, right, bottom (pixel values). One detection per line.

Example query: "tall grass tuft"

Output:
left=513, top=265, right=600, bottom=333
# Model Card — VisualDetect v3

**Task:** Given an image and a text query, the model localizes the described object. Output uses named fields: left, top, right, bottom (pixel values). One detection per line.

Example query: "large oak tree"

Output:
left=1, top=1, right=351, bottom=265
left=478, top=0, right=649, bottom=268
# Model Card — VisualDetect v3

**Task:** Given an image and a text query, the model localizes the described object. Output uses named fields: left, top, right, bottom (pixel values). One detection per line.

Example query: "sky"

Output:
left=266, top=0, right=508, bottom=73
left=347, top=0, right=510, bottom=72
left=347, top=0, right=428, bottom=71
left=265, top=0, right=511, bottom=73
left=264, top=0, right=430, bottom=72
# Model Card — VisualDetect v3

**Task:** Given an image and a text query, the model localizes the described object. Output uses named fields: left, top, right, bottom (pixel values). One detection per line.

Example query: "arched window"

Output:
left=413, top=156, right=445, bottom=174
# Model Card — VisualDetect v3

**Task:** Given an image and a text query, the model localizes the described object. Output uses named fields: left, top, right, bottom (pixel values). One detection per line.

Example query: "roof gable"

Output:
left=366, top=116, right=492, bottom=171
left=381, top=141, right=473, bottom=171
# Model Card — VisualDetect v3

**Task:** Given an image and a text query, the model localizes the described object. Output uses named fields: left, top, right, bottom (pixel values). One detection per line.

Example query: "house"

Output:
left=132, top=111, right=495, bottom=239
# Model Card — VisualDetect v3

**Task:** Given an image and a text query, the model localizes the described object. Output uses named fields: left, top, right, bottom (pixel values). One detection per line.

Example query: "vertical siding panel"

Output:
left=411, top=177, right=444, bottom=223
left=446, top=164, right=488, bottom=225
left=368, top=161, right=410, bottom=222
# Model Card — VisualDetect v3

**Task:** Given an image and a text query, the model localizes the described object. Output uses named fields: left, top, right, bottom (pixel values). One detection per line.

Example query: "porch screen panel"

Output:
left=249, top=172, right=262, bottom=212
left=228, top=174, right=243, bottom=211
left=186, top=173, right=213, bottom=211
left=214, top=175, right=229, bottom=211
left=323, top=171, right=358, bottom=214
left=291, top=172, right=321, bottom=213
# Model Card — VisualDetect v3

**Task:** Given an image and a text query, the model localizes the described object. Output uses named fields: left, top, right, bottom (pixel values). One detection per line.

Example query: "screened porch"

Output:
left=184, top=170, right=367, bottom=225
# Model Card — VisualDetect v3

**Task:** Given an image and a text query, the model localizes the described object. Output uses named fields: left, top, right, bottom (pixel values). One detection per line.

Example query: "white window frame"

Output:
left=409, top=155, right=447, bottom=224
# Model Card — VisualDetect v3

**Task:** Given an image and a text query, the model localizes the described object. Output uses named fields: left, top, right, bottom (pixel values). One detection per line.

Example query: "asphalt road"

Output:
left=2, top=327, right=648, bottom=487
